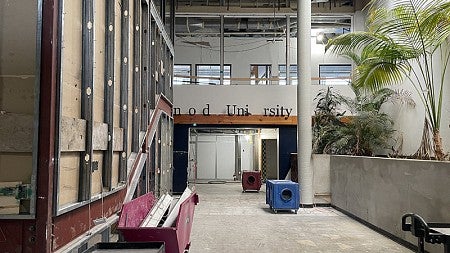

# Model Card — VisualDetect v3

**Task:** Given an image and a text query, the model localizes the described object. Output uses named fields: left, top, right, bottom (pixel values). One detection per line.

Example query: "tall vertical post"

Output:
left=80, top=0, right=94, bottom=201
left=220, top=15, right=224, bottom=85
left=286, top=15, right=290, bottom=85
left=119, top=0, right=130, bottom=183
left=36, top=0, right=58, bottom=251
left=132, top=0, right=141, bottom=153
left=103, top=0, right=115, bottom=189
left=297, top=0, right=313, bottom=207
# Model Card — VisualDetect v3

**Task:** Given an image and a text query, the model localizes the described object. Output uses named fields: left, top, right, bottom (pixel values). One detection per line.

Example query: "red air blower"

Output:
left=242, top=171, right=262, bottom=192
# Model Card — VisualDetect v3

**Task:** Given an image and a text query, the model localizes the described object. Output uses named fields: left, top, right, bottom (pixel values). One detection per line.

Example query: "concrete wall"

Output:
left=312, top=154, right=330, bottom=195
left=330, top=155, right=450, bottom=253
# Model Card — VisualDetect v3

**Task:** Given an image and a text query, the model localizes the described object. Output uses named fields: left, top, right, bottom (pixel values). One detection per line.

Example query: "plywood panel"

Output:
left=0, top=1, right=36, bottom=75
left=58, top=153, right=80, bottom=207
left=93, top=0, right=106, bottom=123
left=91, top=151, right=103, bottom=195
left=61, top=0, right=82, bottom=119
left=60, top=116, right=123, bottom=151
left=92, top=121, right=108, bottom=150
left=0, top=77, right=35, bottom=114
left=93, top=97, right=105, bottom=123
left=0, top=112, right=33, bottom=152
left=113, top=128, right=124, bottom=151
left=60, top=116, right=85, bottom=151
left=0, top=153, right=32, bottom=183
left=61, top=82, right=81, bottom=119
left=127, top=0, right=135, bottom=156
left=111, top=153, right=120, bottom=187
left=114, top=0, right=122, bottom=127
left=0, top=182, right=21, bottom=215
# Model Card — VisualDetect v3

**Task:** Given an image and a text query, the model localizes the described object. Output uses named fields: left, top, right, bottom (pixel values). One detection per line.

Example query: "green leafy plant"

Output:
left=313, top=86, right=396, bottom=156
left=326, top=0, right=450, bottom=160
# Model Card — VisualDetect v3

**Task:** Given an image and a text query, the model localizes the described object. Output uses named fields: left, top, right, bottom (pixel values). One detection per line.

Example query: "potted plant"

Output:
left=326, top=0, right=450, bottom=160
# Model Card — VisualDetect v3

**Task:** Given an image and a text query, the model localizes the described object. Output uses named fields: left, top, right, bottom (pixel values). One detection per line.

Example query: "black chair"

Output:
left=402, top=213, right=450, bottom=253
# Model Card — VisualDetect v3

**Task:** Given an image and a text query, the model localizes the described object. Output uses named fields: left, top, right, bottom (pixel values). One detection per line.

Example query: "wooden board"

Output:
left=174, top=114, right=298, bottom=125
left=127, top=0, right=135, bottom=156
left=111, top=153, right=120, bottom=187
left=93, top=0, right=106, bottom=123
left=58, top=153, right=80, bottom=207
left=162, top=187, right=192, bottom=227
left=61, top=0, right=82, bottom=119
left=114, top=0, right=122, bottom=127
left=0, top=112, right=33, bottom=152
left=0, top=181, right=21, bottom=215
left=140, top=193, right=173, bottom=227
left=91, top=151, right=104, bottom=196
left=60, top=116, right=124, bottom=152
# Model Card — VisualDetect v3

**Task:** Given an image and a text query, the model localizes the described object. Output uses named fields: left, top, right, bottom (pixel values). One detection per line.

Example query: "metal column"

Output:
left=79, top=0, right=94, bottom=201
left=36, top=0, right=59, bottom=251
left=286, top=15, right=290, bottom=85
left=297, top=0, right=313, bottom=207
left=220, top=15, right=224, bottom=85
left=132, top=0, right=141, bottom=153
left=119, top=0, right=130, bottom=183
left=103, top=0, right=115, bottom=189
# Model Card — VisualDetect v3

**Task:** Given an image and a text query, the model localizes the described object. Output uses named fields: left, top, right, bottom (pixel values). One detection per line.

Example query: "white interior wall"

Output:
left=174, top=10, right=450, bottom=156
left=194, top=134, right=236, bottom=180
left=175, top=36, right=351, bottom=84
left=173, top=85, right=354, bottom=115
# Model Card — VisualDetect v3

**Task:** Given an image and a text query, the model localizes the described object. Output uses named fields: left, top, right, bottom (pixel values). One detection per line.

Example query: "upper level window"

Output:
left=278, top=65, right=297, bottom=85
left=250, top=65, right=271, bottom=85
left=174, top=64, right=191, bottom=85
left=319, top=64, right=352, bottom=85
left=195, top=64, right=231, bottom=85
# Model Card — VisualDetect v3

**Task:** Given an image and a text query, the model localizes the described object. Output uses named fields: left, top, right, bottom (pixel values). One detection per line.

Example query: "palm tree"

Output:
left=325, top=0, right=450, bottom=160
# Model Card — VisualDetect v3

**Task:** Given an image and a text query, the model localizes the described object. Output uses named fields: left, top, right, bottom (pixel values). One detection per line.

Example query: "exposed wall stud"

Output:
left=103, top=0, right=115, bottom=189
left=119, top=0, right=130, bottom=182
left=79, top=0, right=94, bottom=201
left=132, top=0, right=142, bottom=153
left=141, top=3, right=150, bottom=129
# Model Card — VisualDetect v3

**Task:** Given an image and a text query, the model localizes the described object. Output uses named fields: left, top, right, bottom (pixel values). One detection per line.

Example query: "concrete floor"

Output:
left=188, top=182, right=412, bottom=253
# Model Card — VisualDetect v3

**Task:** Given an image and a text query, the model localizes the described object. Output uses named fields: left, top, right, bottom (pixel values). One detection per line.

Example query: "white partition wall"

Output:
left=216, top=136, right=236, bottom=179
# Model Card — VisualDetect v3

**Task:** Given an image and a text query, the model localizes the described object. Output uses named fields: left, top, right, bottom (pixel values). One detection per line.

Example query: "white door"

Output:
left=196, top=136, right=216, bottom=179
left=240, top=136, right=254, bottom=172
left=216, top=136, right=236, bottom=180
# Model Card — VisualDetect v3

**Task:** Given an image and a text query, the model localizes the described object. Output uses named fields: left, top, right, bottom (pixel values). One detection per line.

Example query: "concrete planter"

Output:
left=330, top=155, right=450, bottom=253
left=312, top=154, right=331, bottom=196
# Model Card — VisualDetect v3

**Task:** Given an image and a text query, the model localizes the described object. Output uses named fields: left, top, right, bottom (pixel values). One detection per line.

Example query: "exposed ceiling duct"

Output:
left=175, top=15, right=351, bottom=38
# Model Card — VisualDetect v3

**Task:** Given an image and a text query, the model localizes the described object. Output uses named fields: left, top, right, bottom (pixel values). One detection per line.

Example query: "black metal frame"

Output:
left=79, top=0, right=94, bottom=201
left=119, top=0, right=130, bottom=183
left=141, top=3, right=150, bottom=129
left=132, top=0, right=142, bottom=153
left=103, top=0, right=115, bottom=190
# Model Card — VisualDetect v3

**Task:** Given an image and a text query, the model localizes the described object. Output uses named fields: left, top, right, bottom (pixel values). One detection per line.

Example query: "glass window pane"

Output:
left=278, top=65, right=297, bottom=85
left=319, top=64, right=351, bottom=85
left=174, top=65, right=191, bottom=85
left=196, top=65, right=231, bottom=85
left=250, top=65, right=271, bottom=85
